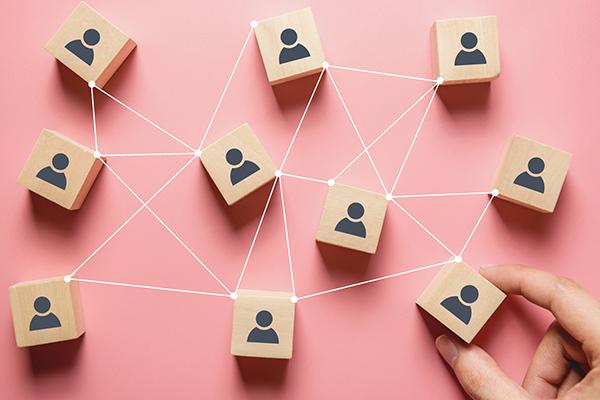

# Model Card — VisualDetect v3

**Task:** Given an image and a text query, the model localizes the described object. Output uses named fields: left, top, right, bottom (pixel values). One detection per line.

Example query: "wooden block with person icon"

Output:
left=316, top=183, right=388, bottom=254
left=493, top=135, right=572, bottom=213
left=417, top=261, right=506, bottom=343
left=230, top=290, right=295, bottom=359
left=45, top=2, right=136, bottom=88
left=254, top=8, right=326, bottom=85
left=431, top=16, right=500, bottom=85
left=200, top=123, right=277, bottom=205
left=9, top=276, right=85, bottom=347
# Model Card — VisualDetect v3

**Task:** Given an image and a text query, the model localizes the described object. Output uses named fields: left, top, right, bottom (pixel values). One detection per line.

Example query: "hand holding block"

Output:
left=230, top=290, right=295, bottom=359
left=18, top=129, right=105, bottom=210
left=200, top=123, right=276, bottom=205
left=493, top=135, right=572, bottom=213
left=432, top=16, right=500, bottom=85
left=316, top=183, right=387, bottom=254
left=46, top=2, right=136, bottom=88
left=417, top=262, right=505, bottom=343
left=255, top=8, right=325, bottom=85
left=9, top=277, right=85, bottom=347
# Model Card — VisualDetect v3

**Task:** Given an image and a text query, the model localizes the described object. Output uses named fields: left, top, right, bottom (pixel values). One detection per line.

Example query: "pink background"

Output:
left=2, top=0, right=600, bottom=398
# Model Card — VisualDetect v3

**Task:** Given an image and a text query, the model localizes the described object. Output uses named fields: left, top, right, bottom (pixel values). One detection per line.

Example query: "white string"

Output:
left=90, top=87, right=98, bottom=152
left=71, top=278, right=231, bottom=298
left=279, top=179, right=296, bottom=296
left=393, top=191, right=493, bottom=199
left=328, top=64, right=438, bottom=83
left=459, top=194, right=496, bottom=257
left=280, top=172, right=328, bottom=185
left=102, top=152, right=195, bottom=157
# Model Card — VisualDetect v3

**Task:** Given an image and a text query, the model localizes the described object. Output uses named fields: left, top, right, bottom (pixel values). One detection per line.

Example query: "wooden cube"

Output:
left=493, top=135, right=572, bottom=213
left=200, top=123, right=277, bottom=205
left=230, top=290, right=295, bottom=359
left=432, top=16, right=500, bottom=85
left=9, top=277, right=85, bottom=347
left=45, top=2, right=136, bottom=88
left=255, top=8, right=325, bottom=85
left=417, top=261, right=505, bottom=343
left=316, top=183, right=388, bottom=254
left=18, top=129, right=105, bottom=210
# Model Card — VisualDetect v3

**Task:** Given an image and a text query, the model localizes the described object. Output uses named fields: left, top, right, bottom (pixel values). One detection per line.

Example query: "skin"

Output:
left=435, top=264, right=600, bottom=400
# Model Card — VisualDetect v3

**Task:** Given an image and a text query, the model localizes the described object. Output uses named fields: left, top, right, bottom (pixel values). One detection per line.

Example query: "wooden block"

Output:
left=255, top=8, right=325, bottom=85
left=200, top=123, right=277, bottom=205
left=432, top=16, right=500, bottom=85
left=493, top=135, right=572, bottom=213
left=230, top=290, right=295, bottom=359
left=9, top=277, right=85, bottom=347
left=417, top=261, right=505, bottom=343
left=18, top=129, right=105, bottom=210
left=316, top=183, right=388, bottom=254
left=45, top=2, right=136, bottom=88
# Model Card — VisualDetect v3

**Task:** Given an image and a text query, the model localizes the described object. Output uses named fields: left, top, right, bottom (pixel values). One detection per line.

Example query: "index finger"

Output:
left=480, top=264, right=600, bottom=355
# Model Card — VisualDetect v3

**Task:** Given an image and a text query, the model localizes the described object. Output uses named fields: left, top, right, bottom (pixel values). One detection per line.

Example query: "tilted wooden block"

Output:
left=18, top=129, right=105, bottom=210
left=230, top=290, right=295, bottom=359
left=200, top=123, right=277, bottom=205
left=9, top=277, right=85, bottom=347
left=46, top=2, right=136, bottom=88
left=316, top=183, right=388, bottom=254
left=417, top=261, right=505, bottom=343
left=432, top=16, right=500, bottom=85
left=493, top=135, right=572, bottom=213
left=255, top=8, right=325, bottom=85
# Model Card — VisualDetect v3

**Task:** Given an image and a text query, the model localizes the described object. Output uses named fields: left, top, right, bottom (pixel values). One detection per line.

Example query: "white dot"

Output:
left=64, top=275, right=72, bottom=283
left=250, top=20, right=258, bottom=28
left=322, top=61, right=330, bottom=69
left=436, top=77, right=444, bottom=85
left=454, top=255, right=463, bottom=264
left=385, top=193, right=393, bottom=201
left=230, top=292, right=238, bottom=300
left=327, top=179, right=335, bottom=187
left=274, top=169, right=282, bottom=177
left=291, top=295, right=298, bottom=303
left=492, top=188, right=500, bottom=197
left=88, top=80, right=96, bottom=88
left=194, top=149, right=202, bottom=158
left=93, top=150, right=101, bottom=159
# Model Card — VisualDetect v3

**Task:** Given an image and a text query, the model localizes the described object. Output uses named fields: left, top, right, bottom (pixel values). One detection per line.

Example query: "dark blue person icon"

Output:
left=29, top=296, right=62, bottom=331
left=514, top=157, right=546, bottom=194
left=36, top=153, right=69, bottom=190
left=334, top=202, right=367, bottom=238
left=65, top=28, right=101, bottom=66
left=226, top=148, right=260, bottom=186
left=247, top=310, right=279, bottom=344
left=454, top=32, right=487, bottom=66
left=441, top=285, right=479, bottom=325
left=278, top=28, right=311, bottom=64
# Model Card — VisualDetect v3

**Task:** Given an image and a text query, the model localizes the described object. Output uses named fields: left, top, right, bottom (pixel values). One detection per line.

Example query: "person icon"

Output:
left=278, top=28, right=311, bottom=64
left=334, top=202, right=367, bottom=238
left=513, top=157, right=546, bottom=194
left=247, top=310, right=279, bottom=344
left=440, top=285, right=479, bottom=325
left=454, top=32, right=487, bottom=66
left=36, top=153, right=69, bottom=190
left=65, top=28, right=101, bottom=66
left=226, top=148, right=260, bottom=186
left=29, top=296, right=62, bottom=331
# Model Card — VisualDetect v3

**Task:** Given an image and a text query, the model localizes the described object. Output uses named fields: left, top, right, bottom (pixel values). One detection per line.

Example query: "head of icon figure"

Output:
left=527, top=157, right=545, bottom=175
left=460, top=285, right=479, bottom=304
left=460, top=32, right=478, bottom=49
left=255, top=310, right=273, bottom=328
left=83, top=29, right=101, bottom=47
left=225, top=148, right=244, bottom=166
left=52, top=153, right=69, bottom=171
left=34, top=296, right=52, bottom=314
left=280, top=28, right=298, bottom=46
left=347, top=202, right=365, bottom=220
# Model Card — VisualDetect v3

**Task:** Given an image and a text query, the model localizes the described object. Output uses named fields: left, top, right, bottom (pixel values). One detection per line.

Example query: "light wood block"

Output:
left=493, top=135, right=572, bottom=213
left=316, top=183, right=388, bottom=254
left=255, top=8, right=325, bottom=85
left=46, top=2, right=136, bottom=88
left=432, top=16, right=500, bottom=85
left=200, top=123, right=276, bottom=205
left=18, top=129, right=105, bottom=210
left=417, top=261, right=505, bottom=343
left=230, top=290, right=295, bottom=359
left=9, top=277, right=85, bottom=347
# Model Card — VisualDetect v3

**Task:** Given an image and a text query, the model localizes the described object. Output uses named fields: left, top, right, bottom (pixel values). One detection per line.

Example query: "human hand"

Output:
left=434, top=264, right=600, bottom=399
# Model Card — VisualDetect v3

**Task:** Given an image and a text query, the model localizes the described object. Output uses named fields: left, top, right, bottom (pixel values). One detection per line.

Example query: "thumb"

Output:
left=435, top=335, right=531, bottom=400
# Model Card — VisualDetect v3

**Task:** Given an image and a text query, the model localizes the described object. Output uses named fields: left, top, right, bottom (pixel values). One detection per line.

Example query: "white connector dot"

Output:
left=93, top=150, right=101, bottom=159
left=64, top=275, right=72, bottom=283
left=322, top=61, right=330, bottom=69
left=454, top=255, right=463, bottom=264
left=291, top=295, right=298, bottom=304
left=250, top=20, right=258, bottom=28
left=491, top=188, right=500, bottom=197
left=88, top=80, right=96, bottom=88
left=385, top=193, right=393, bottom=201
left=274, top=169, right=282, bottom=178
left=436, top=76, right=444, bottom=85
left=194, top=149, right=202, bottom=158
left=230, top=292, right=238, bottom=300
left=327, top=179, right=335, bottom=187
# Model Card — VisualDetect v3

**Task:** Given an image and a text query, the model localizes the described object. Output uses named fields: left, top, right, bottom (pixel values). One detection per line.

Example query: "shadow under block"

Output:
left=45, top=2, right=136, bottom=88
left=9, top=277, right=85, bottom=347
left=432, top=16, right=500, bottom=85
left=417, top=262, right=505, bottom=343
left=316, top=183, right=388, bottom=254
left=493, top=135, right=572, bottom=213
left=18, top=129, right=105, bottom=210
left=255, top=8, right=325, bottom=85
left=200, top=123, right=277, bottom=205
left=230, top=290, right=295, bottom=359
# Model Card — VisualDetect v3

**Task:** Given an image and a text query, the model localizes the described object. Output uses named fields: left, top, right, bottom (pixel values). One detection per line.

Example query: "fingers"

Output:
left=435, top=335, right=531, bottom=400
left=480, top=264, right=600, bottom=364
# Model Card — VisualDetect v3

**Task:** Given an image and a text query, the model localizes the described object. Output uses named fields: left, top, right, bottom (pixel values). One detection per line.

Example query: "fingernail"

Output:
left=436, top=335, right=458, bottom=366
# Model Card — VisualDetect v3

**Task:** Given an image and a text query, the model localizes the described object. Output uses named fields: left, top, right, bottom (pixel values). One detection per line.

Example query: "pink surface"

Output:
left=1, top=0, right=600, bottom=398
